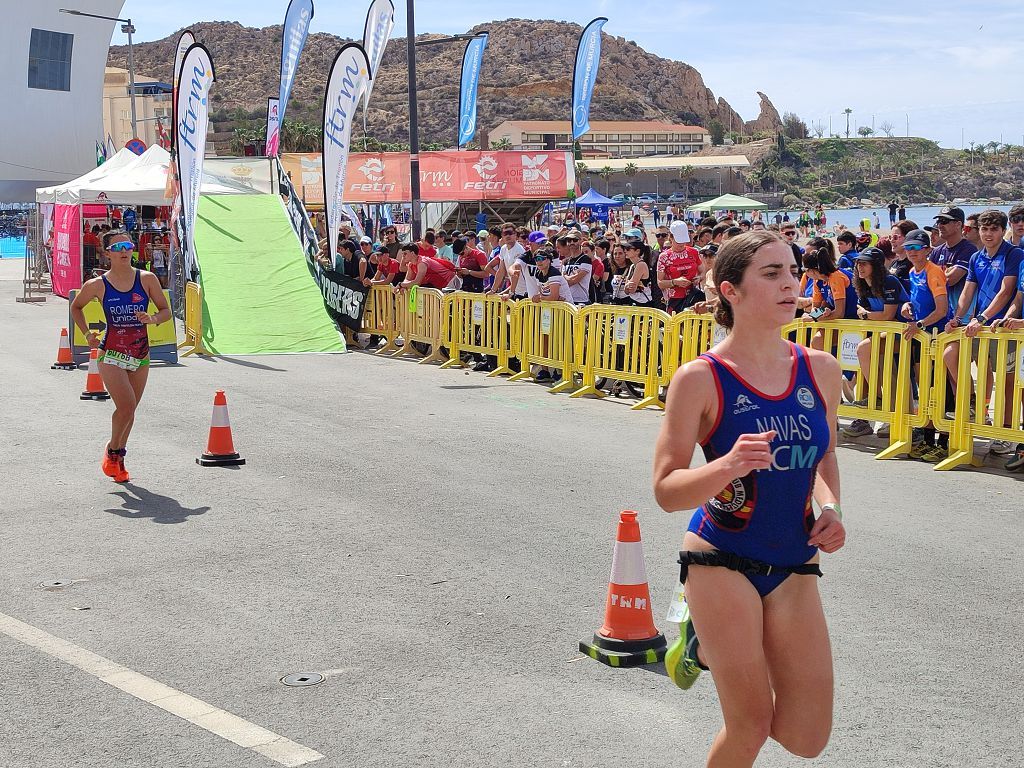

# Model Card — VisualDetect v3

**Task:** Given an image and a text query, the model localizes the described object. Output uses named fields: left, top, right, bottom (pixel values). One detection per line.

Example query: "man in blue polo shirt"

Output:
left=929, top=206, right=974, bottom=319
left=943, top=209, right=1022, bottom=451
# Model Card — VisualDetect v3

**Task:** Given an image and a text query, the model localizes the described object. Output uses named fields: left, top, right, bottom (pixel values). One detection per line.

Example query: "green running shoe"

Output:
left=664, top=602, right=703, bottom=690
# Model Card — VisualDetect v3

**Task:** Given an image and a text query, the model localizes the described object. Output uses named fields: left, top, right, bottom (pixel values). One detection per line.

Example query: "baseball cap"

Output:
left=528, top=231, right=548, bottom=244
left=670, top=220, right=690, bottom=244
left=626, top=227, right=644, bottom=239
left=546, top=224, right=560, bottom=232
left=934, top=205, right=965, bottom=223
left=853, top=247, right=883, bottom=262
left=477, top=229, right=489, bottom=238
left=903, top=229, right=931, bottom=248
left=359, top=235, right=372, bottom=244
left=562, top=230, right=580, bottom=240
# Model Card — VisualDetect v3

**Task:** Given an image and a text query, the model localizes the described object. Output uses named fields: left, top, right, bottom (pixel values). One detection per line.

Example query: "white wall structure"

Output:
left=0, top=1, right=125, bottom=202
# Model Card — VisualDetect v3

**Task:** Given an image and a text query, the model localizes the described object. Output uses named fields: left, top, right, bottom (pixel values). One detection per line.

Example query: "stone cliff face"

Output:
left=110, top=19, right=781, bottom=144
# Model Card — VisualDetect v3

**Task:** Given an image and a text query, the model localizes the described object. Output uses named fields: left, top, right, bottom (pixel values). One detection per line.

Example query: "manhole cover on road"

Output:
left=280, top=673, right=325, bottom=687
left=40, top=580, right=73, bottom=589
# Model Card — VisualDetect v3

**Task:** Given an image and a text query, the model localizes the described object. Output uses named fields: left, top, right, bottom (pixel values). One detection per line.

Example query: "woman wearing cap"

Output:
left=654, top=230, right=844, bottom=765
left=658, top=221, right=702, bottom=313
left=70, top=231, right=170, bottom=483
left=840, top=246, right=910, bottom=440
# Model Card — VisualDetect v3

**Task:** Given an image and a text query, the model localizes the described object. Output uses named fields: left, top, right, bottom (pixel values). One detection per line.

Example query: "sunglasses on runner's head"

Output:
left=903, top=244, right=927, bottom=252
left=782, top=230, right=796, bottom=236
left=108, top=241, right=133, bottom=251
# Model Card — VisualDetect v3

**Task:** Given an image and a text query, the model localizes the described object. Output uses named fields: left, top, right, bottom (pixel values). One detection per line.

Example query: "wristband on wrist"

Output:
left=976, top=314, right=989, bottom=325
left=821, top=502, right=842, bottom=521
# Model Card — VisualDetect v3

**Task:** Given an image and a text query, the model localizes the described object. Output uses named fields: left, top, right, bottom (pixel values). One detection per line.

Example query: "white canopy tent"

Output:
left=35, top=148, right=140, bottom=204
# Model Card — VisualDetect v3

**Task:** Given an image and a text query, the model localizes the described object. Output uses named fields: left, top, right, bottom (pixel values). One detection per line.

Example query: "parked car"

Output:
left=636, top=195, right=658, bottom=205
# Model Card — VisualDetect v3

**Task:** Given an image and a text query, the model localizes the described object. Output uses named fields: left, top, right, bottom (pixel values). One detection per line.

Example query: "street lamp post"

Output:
left=60, top=9, right=138, bottom=140
left=405, top=2, right=487, bottom=242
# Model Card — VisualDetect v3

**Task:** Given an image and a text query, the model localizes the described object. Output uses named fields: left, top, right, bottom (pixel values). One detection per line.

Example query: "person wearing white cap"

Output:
left=358, top=236, right=374, bottom=261
left=657, top=221, right=702, bottom=313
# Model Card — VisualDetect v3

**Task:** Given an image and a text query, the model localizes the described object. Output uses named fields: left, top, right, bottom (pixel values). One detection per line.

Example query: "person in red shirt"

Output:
left=453, top=237, right=490, bottom=293
left=397, top=244, right=456, bottom=290
left=418, top=231, right=438, bottom=259
left=657, top=220, right=702, bottom=313
left=370, top=246, right=402, bottom=286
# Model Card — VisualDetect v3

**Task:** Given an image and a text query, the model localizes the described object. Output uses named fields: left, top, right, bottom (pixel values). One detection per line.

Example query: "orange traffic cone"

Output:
left=80, top=348, right=110, bottom=401
left=51, top=327, right=77, bottom=370
left=197, top=390, right=246, bottom=466
left=579, top=511, right=666, bottom=667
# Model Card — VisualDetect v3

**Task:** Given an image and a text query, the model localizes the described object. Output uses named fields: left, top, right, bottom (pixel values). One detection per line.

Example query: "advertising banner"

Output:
left=173, top=43, right=216, bottom=282
left=266, top=97, right=281, bottom=157
left=317, top=268, right=368, bottom=332
left=277, top=0, right=315, bottom=153
left=172, top=30, right=196, bottom=145
left=457, top=33, right=489, bottom=147
left=322, top=43, right=371, bottom=270
left=571, top=18, right=607, bottom=141
left=362, top=0, right=395, bottom=108
left=51, top=204, right=81, bottom=298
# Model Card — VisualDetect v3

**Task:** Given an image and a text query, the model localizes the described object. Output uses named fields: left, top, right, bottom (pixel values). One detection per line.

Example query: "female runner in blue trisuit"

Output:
left=654, top=230, right=846, bottom=767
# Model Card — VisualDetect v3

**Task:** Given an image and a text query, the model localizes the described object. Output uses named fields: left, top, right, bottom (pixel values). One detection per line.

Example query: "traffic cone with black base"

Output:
left=52, top=327, right=77, bottom=370
left=197, top=390, right=245, bottom=466
left=579, top=510, right=667, bottom=667
left=80, top=348, right=110, bottom=400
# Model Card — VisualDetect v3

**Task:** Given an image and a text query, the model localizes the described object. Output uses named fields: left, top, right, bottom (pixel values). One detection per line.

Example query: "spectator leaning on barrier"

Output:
left=532, top=248, right=568, bottom=303
left=371, top=245, right=402, bottom=286
left=453, top=237, right=490, bottom=293
left=929, top=206, right=974, bottom=320
left=561, top=231, right=594, bottom=305
left=397, top=243, right=457, bottom=291
left=802, top=242, right=859, bottom=352
left=606, top=242, right=630, bottom=304
left=622, top=240, right=654, bottom=306
left=894, top=230, right=952, bottom=461
left=487, top=225, right=527, bottom=299
left=337, top=239, right=368, bottom=285
left=658, top=220, right=702, bottom=313
left=944, top=209, right=1023, bottom=450
left=990, top=242, right=1024, bottom=470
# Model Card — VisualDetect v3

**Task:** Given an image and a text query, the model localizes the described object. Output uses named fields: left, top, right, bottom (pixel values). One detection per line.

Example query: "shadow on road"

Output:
left=105, top=483, right=211, bottom=524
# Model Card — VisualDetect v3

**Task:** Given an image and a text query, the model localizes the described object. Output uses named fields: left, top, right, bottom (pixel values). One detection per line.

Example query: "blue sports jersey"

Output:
left=966, top=241, right=1023, bottom=321
left=908, top=262, right=948, bottom=331
left=688, top=343, right=829, bottom=596
left=858, top=274, right=908, bottom=313
left=816, top=268, right=859, bottom=318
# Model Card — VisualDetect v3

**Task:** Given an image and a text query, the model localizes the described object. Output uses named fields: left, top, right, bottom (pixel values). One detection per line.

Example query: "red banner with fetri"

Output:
left=282, top=150, right=575, bottom=204
left=51, top=204, right=82, bottom=299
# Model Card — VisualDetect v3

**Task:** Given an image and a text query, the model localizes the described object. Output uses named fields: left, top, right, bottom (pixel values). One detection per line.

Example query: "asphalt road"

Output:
left=1, top=259, right=1022, bottom=767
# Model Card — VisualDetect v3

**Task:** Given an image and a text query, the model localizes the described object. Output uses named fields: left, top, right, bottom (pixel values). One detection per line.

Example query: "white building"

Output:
left=0, top=1, right=125, bottom=202
left=103, top=67, right=173, bottom=151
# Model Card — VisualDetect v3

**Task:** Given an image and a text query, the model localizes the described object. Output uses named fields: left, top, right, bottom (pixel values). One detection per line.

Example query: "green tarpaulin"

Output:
left=195, top=194, right=345, bottom=355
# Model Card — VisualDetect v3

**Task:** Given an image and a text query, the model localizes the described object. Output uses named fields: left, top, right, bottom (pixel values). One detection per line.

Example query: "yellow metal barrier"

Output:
left=177, top=281, right=209, bottom=358
left=441, top=292, right=519, bottom=377
left=661, top=311, right=726, bottom=385
left=783, top=319, right=933, bottom=460
left=360, top=284, right=401, bottom=354
left=930, top=328, right=1024, bottom=470
left=570, top=305, right=669, bottom=410
left=510, top=300, right=579, bottom=393
left=392, top=287, right=446, bottom=364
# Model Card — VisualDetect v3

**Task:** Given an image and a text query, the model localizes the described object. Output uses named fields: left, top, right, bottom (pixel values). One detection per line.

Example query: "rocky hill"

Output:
left=109, top=19, right=782, bottom=146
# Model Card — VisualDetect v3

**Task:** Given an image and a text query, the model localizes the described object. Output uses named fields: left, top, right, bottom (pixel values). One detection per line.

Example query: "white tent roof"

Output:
left=43, top=146, right=262, bottom=206
left=35, top=148, right=140, bottom=203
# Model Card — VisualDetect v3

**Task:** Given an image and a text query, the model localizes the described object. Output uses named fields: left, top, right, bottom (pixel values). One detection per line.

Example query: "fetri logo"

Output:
left=358, top=158, right=385, bottom=181
left=472, top=155, right=498, bottom=180
left=521, top=154, right=550, bottom=182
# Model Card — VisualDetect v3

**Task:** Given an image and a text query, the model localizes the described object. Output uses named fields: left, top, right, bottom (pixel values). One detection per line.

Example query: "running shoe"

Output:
left=989, top=439, right=1015, bottom=456
left=850, top=397, right=869, bottom=408
left=841, top=419, right=873, bottom=438
left=113, top=450, right=130, bottom=484
left=1004, top=446, right=1024, bottom=472
left=908, top=440, right=931, bottom=460
left=101, top=446, right=120, bottom=479
left=664, top=600, right=703, bottom=690
left=921, top=445, right=948, bottom=463
left=535, top=370, right=551, bottom=382
left=876, top=423, right=891, bottom=439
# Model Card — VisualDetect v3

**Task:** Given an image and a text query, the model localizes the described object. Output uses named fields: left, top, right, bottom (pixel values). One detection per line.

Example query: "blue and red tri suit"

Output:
left=100, top=269, right=150, bottom=367
left=687, top=343, right=830, bottom=596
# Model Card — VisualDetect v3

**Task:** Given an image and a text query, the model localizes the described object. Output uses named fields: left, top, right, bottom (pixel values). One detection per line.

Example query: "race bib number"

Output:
left=101, top=349, right=143, bottom=371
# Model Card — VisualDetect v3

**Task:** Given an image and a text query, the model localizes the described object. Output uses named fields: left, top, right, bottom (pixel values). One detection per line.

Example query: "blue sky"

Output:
left=115, top=0, right=1024, bottom=149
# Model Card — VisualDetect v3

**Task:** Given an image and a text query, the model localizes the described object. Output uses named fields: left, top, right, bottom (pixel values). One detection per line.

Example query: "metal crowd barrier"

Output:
left=569, top=304, right=670, bottom=410
left=931, top=328, right=1024, bottom=470
left=511, top=300, right=579, bottom=393
left=441, top=292, right=518, bottom=376
left=392, top=287, right=446, bottom=364
left=177, top=281, right=208, bottom=358
left=360, top=285, right=401, bottom=354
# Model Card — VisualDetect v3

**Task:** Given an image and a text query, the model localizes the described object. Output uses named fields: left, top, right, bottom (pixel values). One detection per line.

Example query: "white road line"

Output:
left=0, top=610, right=323, bottom=767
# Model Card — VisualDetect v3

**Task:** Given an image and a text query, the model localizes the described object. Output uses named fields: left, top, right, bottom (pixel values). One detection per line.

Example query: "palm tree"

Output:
left=677, top=165, right=695, bottom=199
left=575, top=162, right=590, bottom=189
left=843, top=108, right=853, bottom=139
left=599, top=166, right=615, bottom=195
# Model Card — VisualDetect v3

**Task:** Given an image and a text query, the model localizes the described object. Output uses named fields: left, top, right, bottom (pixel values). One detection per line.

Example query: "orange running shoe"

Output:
left=101, top=445, right=120, bottom=479
left=113, top=450, right=130, bottom=484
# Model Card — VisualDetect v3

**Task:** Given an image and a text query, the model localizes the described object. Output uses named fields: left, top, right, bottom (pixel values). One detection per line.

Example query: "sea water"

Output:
left=763, top=204, right=1018, bottom=233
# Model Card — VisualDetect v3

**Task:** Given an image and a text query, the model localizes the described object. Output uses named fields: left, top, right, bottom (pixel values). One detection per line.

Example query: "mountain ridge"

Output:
left=109, top=19, right=783, bottom=146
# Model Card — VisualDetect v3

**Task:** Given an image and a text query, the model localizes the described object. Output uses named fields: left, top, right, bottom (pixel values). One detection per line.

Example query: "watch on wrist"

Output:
left=821, top=502, right=842, bottom=521
left=976, top=314, right=988, bottom=325
left=916, top=321, right=924, bottom=329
